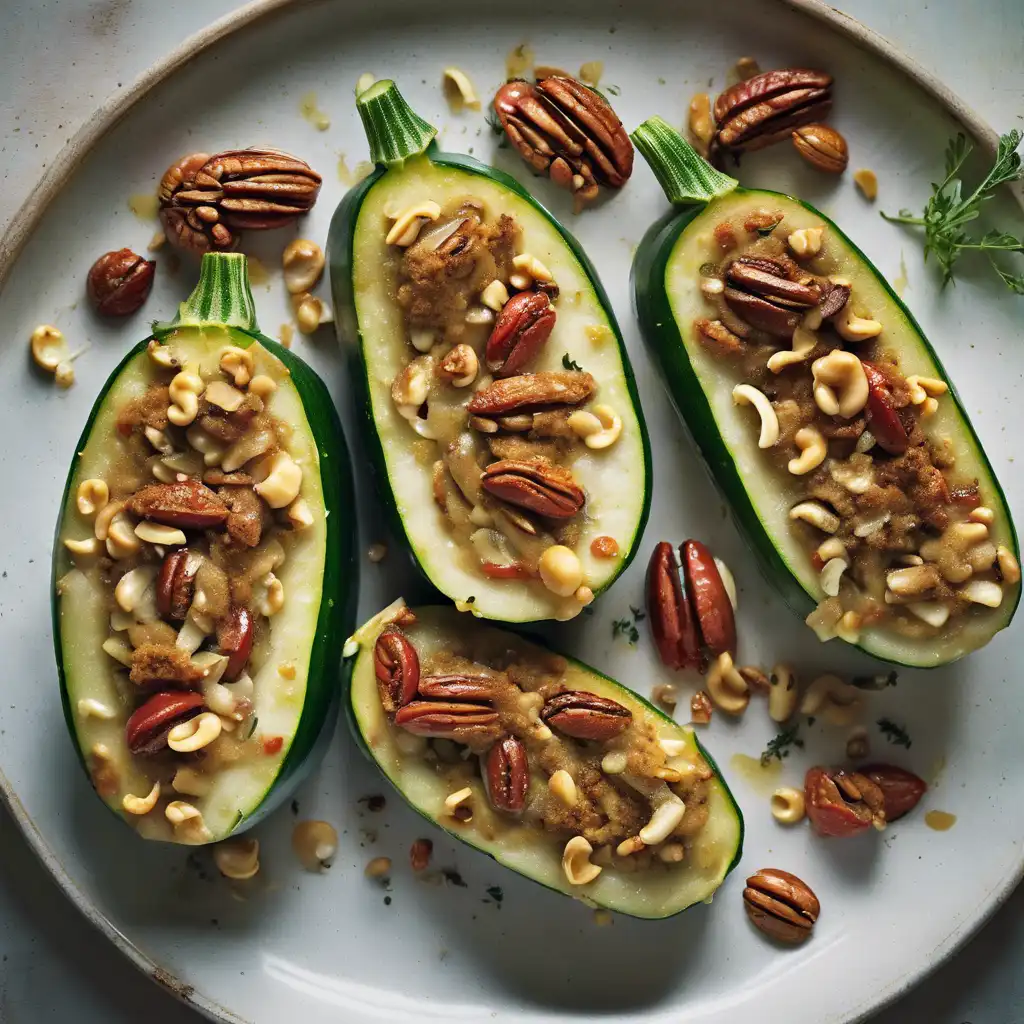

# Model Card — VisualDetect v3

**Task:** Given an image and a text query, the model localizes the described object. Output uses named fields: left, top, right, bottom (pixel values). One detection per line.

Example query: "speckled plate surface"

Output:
left=1, top=1, right=1022, bottom=1021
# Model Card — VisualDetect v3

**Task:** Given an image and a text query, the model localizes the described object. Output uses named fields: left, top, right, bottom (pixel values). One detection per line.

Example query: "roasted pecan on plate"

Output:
left=493, top=75, right=633, bottom=203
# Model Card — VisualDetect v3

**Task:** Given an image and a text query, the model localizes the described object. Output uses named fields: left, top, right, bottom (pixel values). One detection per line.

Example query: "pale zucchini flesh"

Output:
left=350, top=155, right=647, bottom=622
left=54, top=328, right=330, bottom=843
left=347, top=604, right=743, bottom=919
left=661, top=189, right=1019, bottom=666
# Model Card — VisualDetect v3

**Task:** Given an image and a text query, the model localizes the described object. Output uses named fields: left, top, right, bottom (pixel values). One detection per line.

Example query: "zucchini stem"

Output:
left=631, top=117, right=738, bottom=207
left=357, top=79, right=437, bottom=168
left=154, top=252, right=259, bottom=337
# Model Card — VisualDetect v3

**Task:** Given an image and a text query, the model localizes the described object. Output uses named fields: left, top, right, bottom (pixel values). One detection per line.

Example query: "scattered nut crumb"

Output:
left=854, top=168, right=878, bottom=201
left=410, top=838, right=433, bottom=872
left=651, top=683, right=678, bottom=709
left=739, top=666, right=770, bottom=692
left=367, top=542, right=387, bottom=563
left=846, top=725, right=870, bottom=760
left=291, top=820, right=338, bottom=871
left=355, top=72, right=375, bottom=95
left=279, top=323, right=295, bottom=349
left=578, top=61, right=604, bottom=87
left=359, top=794, right=386, bottom=812
left=365, top=855, right=392, bottom=880
left=442, top=68, right=481, bottom=112
left=734, top=56, right=761, bottom=81
left=690, top=690, right=713, bottom=724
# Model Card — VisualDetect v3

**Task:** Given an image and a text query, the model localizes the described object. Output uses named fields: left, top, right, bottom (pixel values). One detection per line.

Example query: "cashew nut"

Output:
left=259, top=572, right=285, bottom=616
left=800, top=674, right=862, bottom=726
left=706, top=652, right=749, bottom=715
left=601, top=751, right=628, bottom=775
left=960, top=579, right=1003, bottom=608
left=790, top=500, right=840, bottom=534
left=30, top=325, right=69, bottom=372
left=638, top=792, right=686, bottom=845
left=906, top=374, right=948, bottom=405
left=548, top=770, right=578, bottom=807
left=167, top=366, right=205, bottom=427
left=817, top=537, right=848, bottom=564
left=292, top=819, right=339, bottom=871
left=165, top=800, right=202, bottom=826
left=147, top=340, right=180, bottom=369
left=787, top=227, right=824, bottom=259
left=732, top=384, right=779, bottom=448
left=443, top=787, right=474, bottom=819
left=386, top=201, right=441, bottom=247
left=106, top=511, right=143, bottom=559
left=906, top=601, right=951, bottom=628
left=64, top=536, right=101, bottom=559
left=770, top=787, right=806, bottom=825
left=254, top=451, right=303, bottom=509
left=767, top=323, right=818, bottom=373
left=391, top=357, right=432, bottom=420
left=93, top=499, right=124, bottom=541
left=249, top=374, right=278, bottom=400
left=480, top=279, right=510, bottom=311
left=819, top=556, right=848, bottom=597
left=220, top=347, right=255, bottom=387
left=114, top=565, right=158, bottom=612
left=292, top=292, right=333, bottom=334
left=101, top=636, right=134, bottom=666
left=788, top=426, right=827, bottom=475
left=510, top=252, right=554, bottom=290
left=77, top=698, right=116, bottom=720
left=214, top=838, right=261, bottom=880
left=562, top=836, right=602, bottom=885
left=812, top=350, right=869, bottom=419
left=135, top=521, right=187, bottom=547
left=567, top=405, right=622, bottom=449
left=76, top=479, right=109, bottom=518
left=442, top=67, right=481, bottom=111
left=997, top=545, right=1021, bottom=584
left=167, top=712, right=223, bottom=753
left=834, top=303, right=882, bottom=342
left=282, top=239, right=325, bottom=295
left=123, top=782, right=161, bottom=816
left=767, top=664, right=798, bottom=722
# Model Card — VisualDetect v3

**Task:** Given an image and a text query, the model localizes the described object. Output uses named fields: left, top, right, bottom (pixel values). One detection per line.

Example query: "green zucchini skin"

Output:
left=633, top=188, right=1020, bottom=666
left=328, top=144, right=652, bottom=617
left=52, top=324, right=357, bottom=839
left=343, top=603, right=743, bottom=919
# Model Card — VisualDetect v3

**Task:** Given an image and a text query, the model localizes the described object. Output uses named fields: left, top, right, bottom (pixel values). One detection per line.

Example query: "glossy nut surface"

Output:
left=645, top=541, right=701, bottom=671
left=540, top=690, right=632, bottom=740
left=858, top=763, right=927, bottom=821
left=861, top=362, right=910, bottom=455
left=87, top=248, right=156, bottom=316
left=393, top=700, right=500, bottom=740
left=486, top=291, right=556, bottom=378
left=805, top=766, right=887, bottom=836
left=481, top=459, right=584, bottom=519
left=126, top=690, right=205, bottom=755
left=127, top=480, right=229, bottom=530
left=374, top=630, right=420, bottom=713
left=217, top=605, right=254, bottom=681
left=791, top=123, right=849, bottom=173
left=681, top=539, right=737, bottom=658
left=483, top=735, right=530, bottom=814
left=156, top=549, right=196, bottom=622
left=743, top=867, right=820, bottom=944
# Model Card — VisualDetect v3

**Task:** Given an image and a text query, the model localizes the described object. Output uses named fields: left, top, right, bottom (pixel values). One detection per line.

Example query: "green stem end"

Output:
left=357, top=79, right=437, bottom=168
left=153, top=252, right=259, bottom=339
left=631, top=116, right=738, bottom=207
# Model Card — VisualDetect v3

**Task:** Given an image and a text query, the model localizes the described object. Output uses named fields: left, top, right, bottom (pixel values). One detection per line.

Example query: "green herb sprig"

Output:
left=877, top=717, right=912, bottom=749
left=612, top=605, right=645, bottom=645
left=881, top=129, right=1023, bottom=290
left=562, top=352, right=583, bottom=372
left=760, top=725, right=804, bottom=767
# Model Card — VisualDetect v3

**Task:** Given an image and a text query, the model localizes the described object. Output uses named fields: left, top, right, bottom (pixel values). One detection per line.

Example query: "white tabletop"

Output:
left=2, top=1, right=1023, bottom=1020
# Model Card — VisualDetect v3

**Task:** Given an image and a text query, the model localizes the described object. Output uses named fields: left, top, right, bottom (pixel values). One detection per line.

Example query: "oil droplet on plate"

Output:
left=924, top=810, right=956, bottom=832
left=128, top=193, right=159, bottom=220
left=300, top=92, right=330, bottom=131
left=729, top=753, right=782, bottom=796
left=578, top=61, right=604, bottom=87
left=892, top=250, right=908, bottom=297
left=506, top=43, right=534, bottom=82
left=337, top=154, right=373, bottom=187
left=246, top=256, right=270, bottom=287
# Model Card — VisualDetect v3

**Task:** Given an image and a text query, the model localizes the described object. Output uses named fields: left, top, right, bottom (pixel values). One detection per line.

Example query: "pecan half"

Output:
left=486, top=291, right=556, bottom=377
left=540, top=690, right=632, bottom=741
left=393, top=700, right=500, bottom=739
left=805, top=766, right=887, bottom=837
left=126, top=690, right=205, bottom=755
left=723, top=256, right=821, bottom=337
left=217, top=606, right=254, bottom=681
left=712, top=69, right=833, bottom=158
left=374, top=630, right=420, bottom=713
left=493, top=76, right=632, bottom=203
left=645, top=542, right=701, bottom=671
left=862, top=362, right=910, bottom=455
left=858, top=763, right=927, bottom=821
left=468, top=371, right=595, bottom=416
left=156, top=549, right=196, bottom=622
left=87, top=249, right=156, bottom=316
left=792, top=123, right=849, bottom=174
left=743, top=867, right=820, bottom=944
left=127, top=480, right=229, bottom=530
left=418, top=673, right=500, bottom=702
left=483, top=735, right=530, bottom=814
left=681, top=540, right=736, bottom=658
left=481, top=459, right=584, bottom=519
left=160, top=148, right=321, bottom=252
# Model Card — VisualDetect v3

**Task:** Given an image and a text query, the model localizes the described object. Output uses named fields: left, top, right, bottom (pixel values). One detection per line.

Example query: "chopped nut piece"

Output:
left=854, top=168, right=879, bottom=201
left=365, top=856, right=392, bottom=879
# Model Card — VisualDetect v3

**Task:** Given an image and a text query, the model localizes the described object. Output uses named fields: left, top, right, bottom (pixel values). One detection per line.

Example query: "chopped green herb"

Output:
left=629, top=604, right=646, bottom=622
left=760, top=725, right=804, bottom=767
left=881, top=129, right=1024, bottom=290
left=290, top=799, right=300, bottom=816
left=244, top=716, right=258, bottom=740
left=442, top=868, right=467, bottom=888
left=562, top=352, right=583, bottom=372
left=877, top=717, right=912, bottom=748
left=612, top=618, right=639, bottom=644
left=465, top=595, right=476, bottom=605
left=486, top=885, right=504, bottom=905
left=604, top=84, right=621, bottom=96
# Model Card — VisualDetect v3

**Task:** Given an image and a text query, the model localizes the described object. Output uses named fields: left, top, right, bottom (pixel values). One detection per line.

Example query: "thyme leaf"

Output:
left=760, top=725, right=804, bottom=767
left=562, top=352, right=583, bottom=372
left=877, top=717, right=913, bottom=749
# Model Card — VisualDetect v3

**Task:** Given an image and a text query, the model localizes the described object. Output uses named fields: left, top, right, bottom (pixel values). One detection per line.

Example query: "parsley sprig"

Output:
left=881, top=129, right=1024, bottom=290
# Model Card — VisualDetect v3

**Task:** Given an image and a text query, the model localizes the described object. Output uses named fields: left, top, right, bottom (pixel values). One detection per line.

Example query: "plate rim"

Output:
left=2, top=1, right=1019, bottom=1021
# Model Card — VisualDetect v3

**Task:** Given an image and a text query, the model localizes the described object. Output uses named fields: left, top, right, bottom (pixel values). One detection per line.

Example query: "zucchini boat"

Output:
left=52, top=252, right=356, bottom=844
left=344, top=599, right=743, bottom=918
left=631, top=118, right=1020, bottom=667
left=329, top=80, right=651, bottom=623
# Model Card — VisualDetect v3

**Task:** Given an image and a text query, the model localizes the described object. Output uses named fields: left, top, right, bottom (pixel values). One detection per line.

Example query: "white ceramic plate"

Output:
left=3, top=1, right=1022, bottom=1022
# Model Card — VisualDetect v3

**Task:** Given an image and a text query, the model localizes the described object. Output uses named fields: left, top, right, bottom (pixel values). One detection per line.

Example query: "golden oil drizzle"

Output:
left=892, top=250, right=909, bottom=296
left=506, top=43, right=534, bottom=81
left=729, top=753, right=782, bottom=796
left=127, top=193, right=159, bottom=220
left=578, top=61, right=604, bottom=87
left=924, top=809, right=957, bottom=832
left=300, top=92, right=331, bottom=131
left=337, top=153, right=373, bottom=186
left=279, top=323, right=294, bottom=349
left=246, top=256, right=270, bottom=287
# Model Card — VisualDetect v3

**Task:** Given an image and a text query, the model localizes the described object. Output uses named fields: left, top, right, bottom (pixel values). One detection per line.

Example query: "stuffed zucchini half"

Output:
left=53, top=253, right=356, bottom=844
left=329, top=80, right=651, bottom=623
left=345, top=600, right=743, bottom=918
left=631, top=118, right=1019, bottom=667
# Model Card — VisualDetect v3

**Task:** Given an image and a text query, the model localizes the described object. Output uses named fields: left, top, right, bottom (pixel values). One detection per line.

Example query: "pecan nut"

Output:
left=468, top=371, right=595, bottom=417
left=805, top=766, right=887, bottom=837
left=493, top=76, right=632, bottom=203
left=681, top=540, right=737, bottom=658
left=862, top=362, right=910, bottom=455
left=374, top=630, right=420, bottom=713
left=393, top=700, right=500, bottom=739
left=712, top=69, right=833, bottom=159
left=792, top=123, right=849, bottom=174
left=156, top=550, right=196, bottom=622
left=217, top=605, right=254, bottom=681
left=126, top=690, right=205, bottom=755
left=486, top=291, right=556, bottom=378
left=127, top=480, right=229, bottom=530
left=159, top=148, right=321, bottom=252
left=417, top=673, right=499, bottom=702
left=743, top=867, right=820, bottom=944
left=724, top=256, right=822, bottom=337
left=540, top=690, right=632, bottom=741
left=483, top=735, right=530, bottom=814
left=87, top=249, right=156, bottom=316
left=481, top=459, right=585, bottom=519
left=646, top=542, right=701, bottom=671
left=858, top=763, right=927, bottom=821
